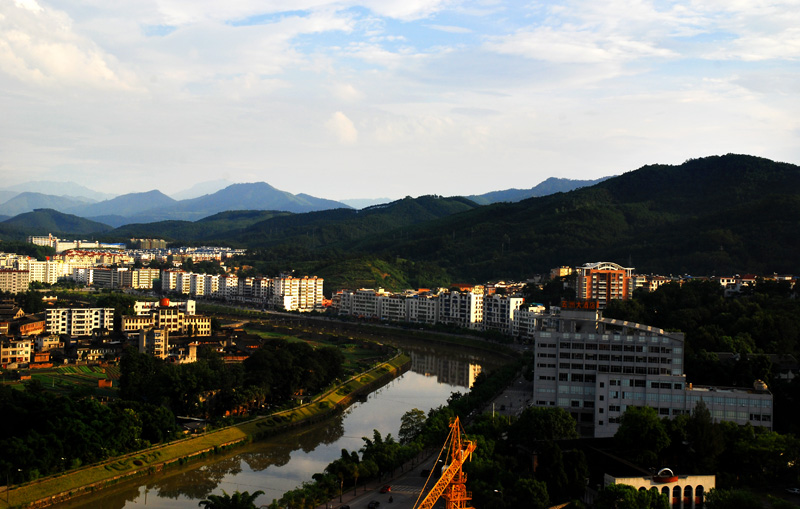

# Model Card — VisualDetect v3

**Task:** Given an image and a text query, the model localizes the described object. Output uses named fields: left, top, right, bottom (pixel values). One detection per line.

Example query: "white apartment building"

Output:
left=531, top=307, right=773, bottom=438
left=138, top=327, right=169, bottom=359
left=483, top=294, right=524, bottom=335
left=1, top=338, right=33, bottom=366
left=115, top=268, right=161, bottom=289
left=176, top=271, right=192, bottom=295
left=337, top=287, right=485, bottom=329
left=204, top=274, right=220, bottom=297
left=406, top=294, right=439, bottom=324
left=220, top=275, right=238, bottom=299
left=123, top=299, right=210, bottom=336
left=161, top=269, right=184, bottom=292
left=0, top=269, right=30, bottom=294
left=511, top=303, right=547, bottom=338
left=237, top=277, right=254, bottom=299
left=439, top=289, right=484, bottom=329
left=189, top=273, right=206, bottom=296
left=46, top=308, right=114, bottom=337
left=253, top=277, right=270, bottom=300
left=17, top=259, right=66, bottom=285
left=270, top=275, right=324, bottom=311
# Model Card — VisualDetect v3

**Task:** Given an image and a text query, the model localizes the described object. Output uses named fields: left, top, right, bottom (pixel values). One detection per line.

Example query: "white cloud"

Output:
left=0, top=1, right=135, bottom=90
left=326, top=111, right=359, bottom=143
left=331, top=83, right=364, bottom=102
left=486, top=26, right=676, bottom=64
left=427, top=24, right=472, bottom=34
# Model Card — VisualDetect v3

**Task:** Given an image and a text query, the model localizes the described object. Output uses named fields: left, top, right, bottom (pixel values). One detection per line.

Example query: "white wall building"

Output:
left=483, top=294, right=524, bottom=335
left=530, top=307, right=774, bottom=437
left=46, top=308, right=114, bottom=337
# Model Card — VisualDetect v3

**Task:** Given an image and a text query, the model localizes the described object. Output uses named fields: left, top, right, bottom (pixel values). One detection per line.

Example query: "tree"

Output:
left=595, top=483, right=668, bottom=509
left=615, top=406, right=670, bottom=466
left=399, top=408, right=426, bottom=445
left=685, top=401, right=723, bottom=472
left=508, top=407, right=579, bottom=447
left=704, top=488, right=761, bottom=509
left=198, top=490, right=264, bottom=509
left=511, top=478, right=549, bottom=509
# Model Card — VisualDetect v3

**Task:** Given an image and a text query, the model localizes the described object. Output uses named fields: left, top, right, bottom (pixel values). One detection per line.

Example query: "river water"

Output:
left=57, top=343, right=500, bottom=508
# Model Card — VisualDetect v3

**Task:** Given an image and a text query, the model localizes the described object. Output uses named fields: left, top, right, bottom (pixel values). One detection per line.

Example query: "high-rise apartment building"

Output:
left=575, top=261, right=635, bottom=307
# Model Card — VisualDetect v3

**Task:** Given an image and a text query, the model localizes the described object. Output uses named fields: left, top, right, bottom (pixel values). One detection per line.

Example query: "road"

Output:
left=316, top=460, right=441, bottom=509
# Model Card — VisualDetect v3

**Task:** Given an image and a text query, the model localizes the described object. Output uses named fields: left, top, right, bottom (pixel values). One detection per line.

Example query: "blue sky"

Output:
left=1, top=0, right=799, bottom=200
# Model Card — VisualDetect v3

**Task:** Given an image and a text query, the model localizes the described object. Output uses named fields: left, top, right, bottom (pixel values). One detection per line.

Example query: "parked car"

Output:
left=786, top=488, right=800, bottom=495
left=380, top=485, right=392, bottom=493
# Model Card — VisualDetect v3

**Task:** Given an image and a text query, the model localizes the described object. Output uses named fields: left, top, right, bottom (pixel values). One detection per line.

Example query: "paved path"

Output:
left=314, top=452, right=441, bottom=509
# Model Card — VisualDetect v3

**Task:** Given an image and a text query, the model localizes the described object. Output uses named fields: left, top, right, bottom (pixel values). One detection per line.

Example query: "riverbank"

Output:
left=2, top=354, right=410, bottom=509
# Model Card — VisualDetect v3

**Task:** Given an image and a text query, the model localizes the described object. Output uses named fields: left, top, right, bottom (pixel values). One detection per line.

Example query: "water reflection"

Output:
left=410, top=350, right=482, bottom=388
left=55, top=344, right=500, bottom=508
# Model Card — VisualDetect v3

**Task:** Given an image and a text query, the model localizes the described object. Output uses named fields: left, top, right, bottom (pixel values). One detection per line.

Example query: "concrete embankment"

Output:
left=4, top=355, right=410, bottom=509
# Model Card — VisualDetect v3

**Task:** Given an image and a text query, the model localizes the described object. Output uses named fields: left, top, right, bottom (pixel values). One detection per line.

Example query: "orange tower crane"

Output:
left=413, top=417, right=476, bottom=509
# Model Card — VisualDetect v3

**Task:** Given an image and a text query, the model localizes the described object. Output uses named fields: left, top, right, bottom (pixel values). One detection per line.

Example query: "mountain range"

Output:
left=0, top=176, right=606, bottom=226
left=2, top=154, right=795, bottom=291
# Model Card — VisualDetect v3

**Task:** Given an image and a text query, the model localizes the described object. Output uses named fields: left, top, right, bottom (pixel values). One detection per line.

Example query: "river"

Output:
left=56, top=343, right=502, bottom=508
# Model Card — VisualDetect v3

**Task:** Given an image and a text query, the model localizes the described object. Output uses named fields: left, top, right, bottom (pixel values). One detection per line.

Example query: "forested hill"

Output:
left=221, top=194, right=480, bottom=249
left=349, top=154, right=799, bottom=282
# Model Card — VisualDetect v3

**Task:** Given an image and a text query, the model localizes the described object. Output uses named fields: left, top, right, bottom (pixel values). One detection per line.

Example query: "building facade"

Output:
left=46, top=308, right=114, bottom=337
left=575, top=262, right=635, bottom=307
left=0, top=269, right=30, bottom=294
left=531, top=307, right=773, bottom=437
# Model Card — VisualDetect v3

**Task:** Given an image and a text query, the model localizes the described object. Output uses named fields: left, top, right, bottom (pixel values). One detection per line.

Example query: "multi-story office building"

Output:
left=531, top=305, right=773, bottom=437
left=575, top=261, right=635, bottom=307
left=46, top=308, right=114, bottom=337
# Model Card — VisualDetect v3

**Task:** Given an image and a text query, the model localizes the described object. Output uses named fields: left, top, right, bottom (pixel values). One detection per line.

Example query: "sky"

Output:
left=1, top=0, right=799, bottom=201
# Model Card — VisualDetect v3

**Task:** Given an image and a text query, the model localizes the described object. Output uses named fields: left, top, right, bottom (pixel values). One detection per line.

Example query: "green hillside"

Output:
left=105, top=210, right=290, bottom=243
left=235, top=154, right=800, bottom=289
left=1, top=209, right=112, bottom=237
left=231, top=195, right=479, bottom=250
left=2, top=154, right=797, bottom=292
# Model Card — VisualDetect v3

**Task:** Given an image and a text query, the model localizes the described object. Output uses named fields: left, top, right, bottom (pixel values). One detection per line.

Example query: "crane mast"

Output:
left=414, top=417, right=476, bottom=509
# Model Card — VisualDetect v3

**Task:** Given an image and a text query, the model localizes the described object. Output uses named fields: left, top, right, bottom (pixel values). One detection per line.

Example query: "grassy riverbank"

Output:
left=2, top=354, right=410, bottom=508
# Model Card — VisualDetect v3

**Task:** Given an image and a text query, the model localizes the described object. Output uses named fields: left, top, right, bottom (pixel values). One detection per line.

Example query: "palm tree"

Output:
left=198, top=490, right=265, bottom=509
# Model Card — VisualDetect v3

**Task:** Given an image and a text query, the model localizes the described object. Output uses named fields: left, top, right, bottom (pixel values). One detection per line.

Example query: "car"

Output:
left=380, top=485, right=392, bottom=493
left=368, top=501, right=381, bottom=509
left=787, top=488, right=800, bottom=495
